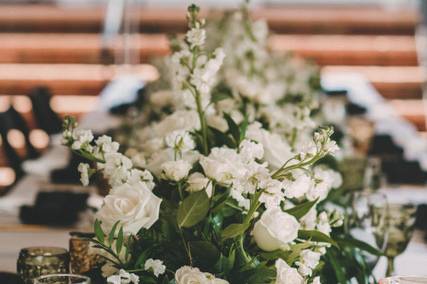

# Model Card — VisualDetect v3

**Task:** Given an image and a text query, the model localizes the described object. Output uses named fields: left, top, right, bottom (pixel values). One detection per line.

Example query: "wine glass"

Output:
left=351, top=192, right=388, bottom=269
left=34, top=274, right=91, bottom=284
left=372, top=203, right=417, bottom=276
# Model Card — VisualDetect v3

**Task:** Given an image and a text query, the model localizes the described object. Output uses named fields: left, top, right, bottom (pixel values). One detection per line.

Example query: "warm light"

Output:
left=0, top=167, right=15, bottom=187
left=50, top=96, right=98, bottom=114
left=13, top=95, right=32, bottom=113
left=7, top=129, right=25, bottom=149
left=29, top=129, right=49, bottom=149
left=0, top=96, right=10, bottom=112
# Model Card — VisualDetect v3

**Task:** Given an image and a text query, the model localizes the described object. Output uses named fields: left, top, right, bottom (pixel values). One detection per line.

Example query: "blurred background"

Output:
left=1, top=0, right=427, bottom=277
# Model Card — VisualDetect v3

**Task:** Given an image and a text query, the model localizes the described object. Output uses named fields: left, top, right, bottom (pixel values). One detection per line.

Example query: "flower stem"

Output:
left=194, top=89, right=209, bottom=155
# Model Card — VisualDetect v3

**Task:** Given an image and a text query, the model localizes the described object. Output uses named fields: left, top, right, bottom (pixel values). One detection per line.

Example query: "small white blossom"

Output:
left=96, top=135, right=120, bottom=154
left=175, top=266, right=229, bottom=284
left=165, top=130, right=195, bottom=154
left=317, top=212, right=332, bottom=236
left=77, top=163, right=90, bottom=186
left=296, top=250, right=321, bottom=277
left=144, top=258, right=166, bottom=277
left=161, top=159, right=192, bottom=181
left=71, top=129, right=93, bottom=150
left=107, top=269, right=139, bottom=284
left=275, top=258, right=303, bottom=284
left=312, top=276, right=321, bottom=284
left=186, top=28, right=206, bottom=48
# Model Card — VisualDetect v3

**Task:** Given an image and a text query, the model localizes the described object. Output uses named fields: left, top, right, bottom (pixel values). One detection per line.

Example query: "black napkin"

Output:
left=19, top=191, right=89, bottom=226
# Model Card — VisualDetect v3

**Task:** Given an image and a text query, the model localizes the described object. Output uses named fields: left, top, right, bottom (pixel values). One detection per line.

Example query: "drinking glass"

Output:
left=351, top=192, right=388, bottom=269
left=372, top=203, right=417, bottom=276
left=34, top=274, right=91, bottom=284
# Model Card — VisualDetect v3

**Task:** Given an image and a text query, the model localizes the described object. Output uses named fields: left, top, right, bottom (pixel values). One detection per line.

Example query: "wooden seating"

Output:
left=0, top=5, right=418, bottom=34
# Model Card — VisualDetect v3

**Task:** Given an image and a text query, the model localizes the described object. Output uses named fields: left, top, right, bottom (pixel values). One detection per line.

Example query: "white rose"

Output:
left=275, top=258, right=304, bottom=284
left=186, top=172, right=212, bottom=197
left=175, top=266, right=229, bottom=284
left=253, top=208, right=300, bottom=251
left=161, top=159, right=192, bottom=181
left=96, top=181, right=162, bottom=235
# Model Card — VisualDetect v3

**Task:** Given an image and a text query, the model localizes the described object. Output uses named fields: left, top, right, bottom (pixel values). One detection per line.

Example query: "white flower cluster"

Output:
left=144, top=258, right=166, bottom=277
left=107, top=269, right=139, bottom=284
left=63, top=121, right=161, bottom=235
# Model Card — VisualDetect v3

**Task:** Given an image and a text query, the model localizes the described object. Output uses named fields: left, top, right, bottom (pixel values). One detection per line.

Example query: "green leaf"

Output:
left=177, top=191, right=210, bottom=228
left=326, top=251, right=347, bottom=284
left=108, top=221, right=120, bottom=246
left=94, top=219, right=105, bottom=243
left=189, top=241, right=220, bottom=267
left=337, top=237, right=383, bottom=256
left=239, top=114, right=248, bottom=142
left=285, top=199, right=318, bottom=219
left=223, top=112, right=240, bottom=145
left=298, top=230, right=338, bottom=247
left=221, top=223, right=249, bottom=240
left=116, top=226, right=124, bottom=254
left=211, top=91, right=232, bottom=103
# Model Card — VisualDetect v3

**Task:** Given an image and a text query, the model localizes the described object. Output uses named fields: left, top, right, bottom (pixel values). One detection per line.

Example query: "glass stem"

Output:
left=386, top=256, right=395, bottom=277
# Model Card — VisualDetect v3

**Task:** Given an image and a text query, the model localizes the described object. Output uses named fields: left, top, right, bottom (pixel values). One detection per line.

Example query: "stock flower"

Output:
left=71, top=129, right=93, bottom=150
left=161, top=159, right=192, bottom=181
left=312, top=276, right=321, bottom=284
left=95, top=135, right=120, bottom=154
left=317, top=212, right=332, bottom=235
left=77, top=163, right=90, bottom=186
left=175, top=266, right=229, bottom=284
left=296, top=249, right=321, bottom=277
left=96, top=181, right=161, bottom=235
left=165, top=130, right=195, bottom=154
left=253, top=208, right=300, bottom=251
left=186, top=28, right=206, bottom=48
left=275, top=259, right=304, bottom=284
left=284, top=170, right=313, bottom=199
left=144, top=258, right=166, bottom=277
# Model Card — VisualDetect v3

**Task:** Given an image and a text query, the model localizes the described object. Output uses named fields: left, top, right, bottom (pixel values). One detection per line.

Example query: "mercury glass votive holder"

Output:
left=69, top=232, right=96, bottom=274
left=17, top=247, right=69, bottom=284
left=34, top=273, right=91, bottom=284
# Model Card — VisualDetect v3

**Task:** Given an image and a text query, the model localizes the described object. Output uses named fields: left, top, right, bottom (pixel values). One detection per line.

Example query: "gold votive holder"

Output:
left=69, top=232, right=96, bottom=274
left=17, top=247, right=69, bottom=284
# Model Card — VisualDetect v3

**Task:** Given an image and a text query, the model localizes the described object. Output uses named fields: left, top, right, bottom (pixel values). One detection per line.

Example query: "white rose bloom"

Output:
left=161, top=159, right=192, bottom=181
left=253, top=208, right=300, bottom=251
left=144, top=258, right=166, bottom=277
left=96, top=181, right=161, bottom=235
left=77, top=163, right=90, bottom=186
left=175, top=266, right=229, bottom=284
left=186, top=172, right=212, bottom=197
left=275, top=259, right=304, bottom=284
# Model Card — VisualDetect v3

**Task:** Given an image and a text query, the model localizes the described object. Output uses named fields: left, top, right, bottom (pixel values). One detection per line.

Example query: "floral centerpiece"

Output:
left=62, top=4, right=379, bottom=284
